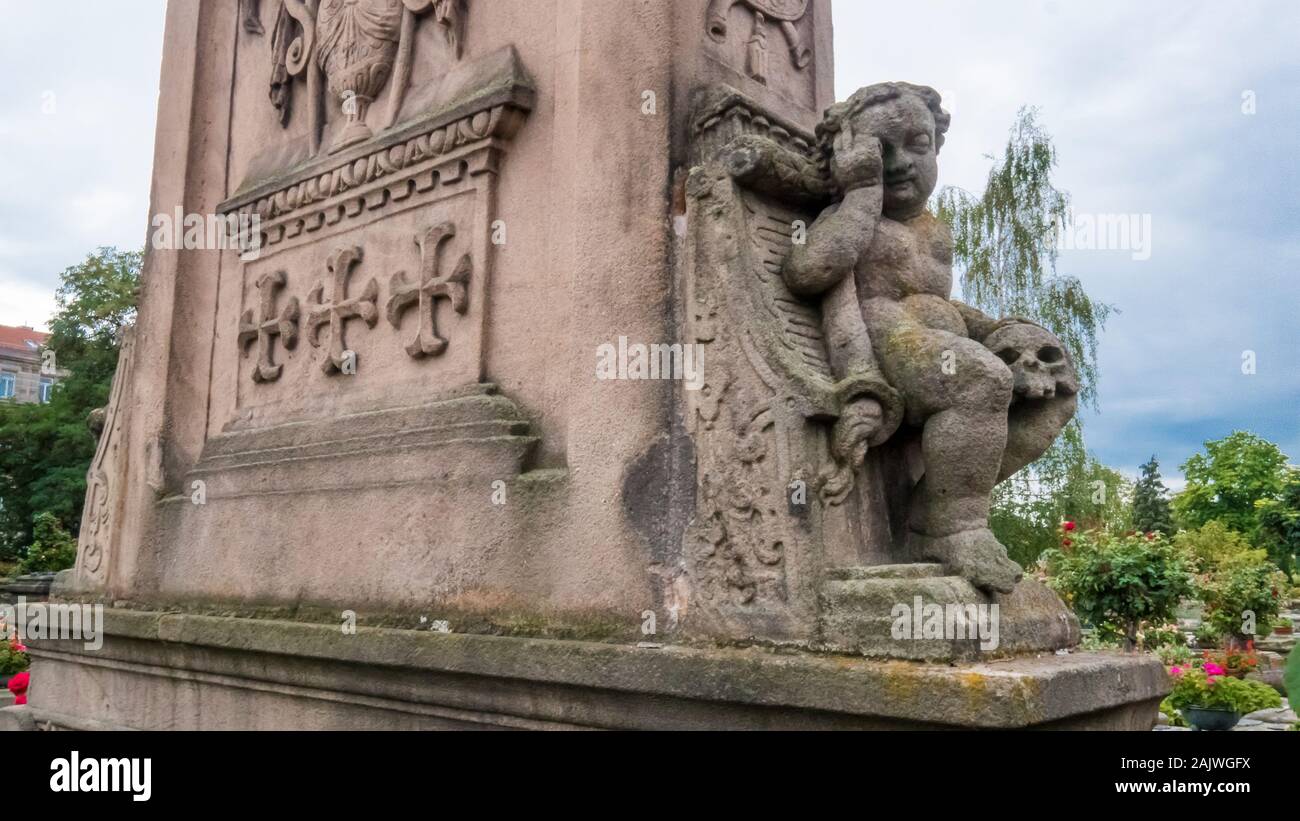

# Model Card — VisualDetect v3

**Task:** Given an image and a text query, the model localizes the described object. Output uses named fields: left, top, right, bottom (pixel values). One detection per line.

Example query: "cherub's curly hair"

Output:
left=816, top=83, right=951, bottom=183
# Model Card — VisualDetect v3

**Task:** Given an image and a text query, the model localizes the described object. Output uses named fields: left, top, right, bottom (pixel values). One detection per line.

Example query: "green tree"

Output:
left=1199, top=549, right=1287, bottom=648
left=1132, top=455, right=1174, bottom=536
left=1044, top=530, right=1193, bottom=651
left=991, top=438, right=1133, bottom=567
left=0, top=247, right=140, bottom=560
left=1256, top=467, right=1300, bottom=577
left=1172, top=520, right=1255, bottom=575
left=1173, top=431, right=1289, bottom=537
left=934, top=106, right=1113, bottom=410
left=18, top=512, right=79, bottom=574
left=933, top=107, right=1117, bottom=564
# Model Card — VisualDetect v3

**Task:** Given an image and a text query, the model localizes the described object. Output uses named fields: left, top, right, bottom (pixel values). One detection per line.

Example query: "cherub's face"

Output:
left=852, top=95, right=940, bottom=219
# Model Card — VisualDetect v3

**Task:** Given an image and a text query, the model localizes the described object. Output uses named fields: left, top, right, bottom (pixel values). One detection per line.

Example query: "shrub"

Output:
left=1173, top=521, right=1256, bottom=575
left=0, top=637, right=29, bottom=677
left=1166, top=667, right=1282, bottom=715
left=1159, top=698, right=1188, bottom=727
left=1199, top=549, right=1287, bottom=645
left=1156, top=643, right=1193, bottom=668
left=18, top=512, right=78, bottom=575
left=1045, top=529, right=1193, bottom=650
left=1198, top=646, right=1259, bottom=679
left=1136, top=622, right=1185, bottom=650
left=1194, top=622, right=1224, bottom=648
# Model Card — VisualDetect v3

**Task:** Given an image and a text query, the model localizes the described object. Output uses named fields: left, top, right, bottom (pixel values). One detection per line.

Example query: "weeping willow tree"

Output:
left=933, top=107, right=1119, bottom=566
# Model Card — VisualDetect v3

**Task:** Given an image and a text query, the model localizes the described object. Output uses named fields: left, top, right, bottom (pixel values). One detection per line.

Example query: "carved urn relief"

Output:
left=316, top=0, right=405, bottom=152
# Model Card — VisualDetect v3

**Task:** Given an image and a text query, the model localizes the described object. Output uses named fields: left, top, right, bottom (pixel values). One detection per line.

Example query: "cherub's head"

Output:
left=818, top=82, right=950, bottom=219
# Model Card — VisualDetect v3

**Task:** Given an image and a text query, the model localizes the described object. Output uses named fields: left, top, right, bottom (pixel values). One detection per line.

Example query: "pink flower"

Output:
left=1170, top=666, right=1184, bottom=676
left=1204, top=662, right=1226, bottom=677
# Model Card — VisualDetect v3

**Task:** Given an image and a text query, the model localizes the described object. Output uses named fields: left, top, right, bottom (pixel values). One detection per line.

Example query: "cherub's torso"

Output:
left=855, top=211, right=965, bottom=335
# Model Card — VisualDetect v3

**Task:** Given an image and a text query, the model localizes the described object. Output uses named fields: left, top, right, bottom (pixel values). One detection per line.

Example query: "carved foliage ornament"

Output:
left=76, top=326, right=138, bottom=583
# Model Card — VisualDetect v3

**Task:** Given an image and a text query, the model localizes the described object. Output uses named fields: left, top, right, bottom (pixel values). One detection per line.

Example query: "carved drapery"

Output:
left=268, top=0, right=471, bottom=156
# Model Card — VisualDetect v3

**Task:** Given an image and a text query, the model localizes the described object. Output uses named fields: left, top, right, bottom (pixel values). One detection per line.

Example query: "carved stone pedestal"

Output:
left=818, top=564, right=1080, bottom=662
left=20, top=609, right=1167, bottom=731
left=28, top=1, right=1168, bottom=732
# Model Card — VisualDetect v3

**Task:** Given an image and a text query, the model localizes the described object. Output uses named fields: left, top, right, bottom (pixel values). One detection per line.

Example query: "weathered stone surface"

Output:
left=29, top=0, right=1168, bottom=732
left=22, top=609, right=1166, bottom=731
left=819, top=565, right=1079, bottom=661
left=0, top=706, right=33, bottom=732
left=782, top=82, right=1079, bottom=596
left=1244, top=704, right=1297, bottom=725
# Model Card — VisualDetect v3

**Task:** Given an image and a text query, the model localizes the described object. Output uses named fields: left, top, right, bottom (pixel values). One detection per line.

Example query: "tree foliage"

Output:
left=0, top=247, right=140, bottom=561
left=933, top=107, right=1118, bottom=564
left=18, top=512, right=79, bottom=574
left=1255, top=467, right=1300, bottom=577
left=1133, top=455, right=1175, bottom=536
left=991, top=424, right=1133, bottom=567
left=933, top=106, right=1113, bottom=410
left=1173, top=520, right=1256, bottom=576
left=1198, top=549, right=1287, bottom=645
left=1174, top=431, right=1289, bottom=538
left=1044, top=530, right=1193, bottom=650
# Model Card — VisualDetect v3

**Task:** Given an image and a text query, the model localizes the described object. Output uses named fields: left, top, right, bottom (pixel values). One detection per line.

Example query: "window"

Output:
left=0, top=372, right=14, bottom=400
left=39, top=377, right=54, bottom=403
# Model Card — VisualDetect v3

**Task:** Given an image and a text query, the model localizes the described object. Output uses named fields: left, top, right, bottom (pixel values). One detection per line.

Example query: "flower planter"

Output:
left=1184, top=707, right=1242, bottom=732
left=1272, top=624, right=1293, bottom=636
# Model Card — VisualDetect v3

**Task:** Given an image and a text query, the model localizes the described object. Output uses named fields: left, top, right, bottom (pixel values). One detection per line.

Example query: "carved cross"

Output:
left=307, top=246, right=379, bottom=374
left=239, top=271, right=300, bottom=383
left=386, top=222, right=471, bottom=358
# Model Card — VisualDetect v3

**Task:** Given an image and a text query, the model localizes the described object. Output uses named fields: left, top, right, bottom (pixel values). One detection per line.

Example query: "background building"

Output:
left=0, top=324, right=58, bottom=404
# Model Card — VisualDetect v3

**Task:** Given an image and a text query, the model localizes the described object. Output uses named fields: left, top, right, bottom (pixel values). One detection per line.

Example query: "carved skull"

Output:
left=984, top=323, right=1079, bottom=401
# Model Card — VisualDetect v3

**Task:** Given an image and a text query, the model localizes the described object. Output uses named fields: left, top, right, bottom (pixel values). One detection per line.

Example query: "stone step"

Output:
left=824, top=564, right=946, bottom=582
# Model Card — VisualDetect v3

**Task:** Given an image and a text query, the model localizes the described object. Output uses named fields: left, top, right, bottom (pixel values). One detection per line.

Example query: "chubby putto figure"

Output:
left=785, top=83, right=1079, bottom=593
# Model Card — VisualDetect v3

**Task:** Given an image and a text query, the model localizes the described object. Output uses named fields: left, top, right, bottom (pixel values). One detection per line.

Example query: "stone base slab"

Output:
left=819, top=565, right=1081, bottom=661
left=16, top=608, right=1169, bottom=730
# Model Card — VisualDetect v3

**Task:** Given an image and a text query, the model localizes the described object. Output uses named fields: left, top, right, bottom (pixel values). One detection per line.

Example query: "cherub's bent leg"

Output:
left=885, top=332, right=1011, bottom=534
left=874, top=325, right=1023, bottom=592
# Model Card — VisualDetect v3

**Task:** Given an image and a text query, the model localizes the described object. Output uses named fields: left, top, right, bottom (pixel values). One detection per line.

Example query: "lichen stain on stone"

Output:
left=875, top=661, right=923, bottom=702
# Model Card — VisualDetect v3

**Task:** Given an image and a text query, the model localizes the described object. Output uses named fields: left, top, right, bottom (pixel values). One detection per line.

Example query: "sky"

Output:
left=0, top=0, right=1296, bottom=485
left=839, top=0, right=1300, bottom=485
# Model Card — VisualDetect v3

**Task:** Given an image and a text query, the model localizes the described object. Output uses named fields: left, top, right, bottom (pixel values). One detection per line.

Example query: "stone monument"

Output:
left=15, top=0, right=1166, bottom=731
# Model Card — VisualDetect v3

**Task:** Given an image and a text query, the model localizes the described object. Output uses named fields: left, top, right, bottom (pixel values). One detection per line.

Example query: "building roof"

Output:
left=0, top=324, right=50, bottom=354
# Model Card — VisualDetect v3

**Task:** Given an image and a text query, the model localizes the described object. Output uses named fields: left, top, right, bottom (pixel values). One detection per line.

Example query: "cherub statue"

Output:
left=785, top=83, right=1079, bottom=593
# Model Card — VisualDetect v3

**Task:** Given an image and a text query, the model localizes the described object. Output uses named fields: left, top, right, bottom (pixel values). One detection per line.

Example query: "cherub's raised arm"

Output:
left=784, top=122, right=885, bottom=297
left=784, top=186, right=883, bottom=297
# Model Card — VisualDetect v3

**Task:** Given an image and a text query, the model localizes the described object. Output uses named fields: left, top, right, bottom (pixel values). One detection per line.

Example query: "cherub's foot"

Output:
left=907, top=528, right=1023, bottom=594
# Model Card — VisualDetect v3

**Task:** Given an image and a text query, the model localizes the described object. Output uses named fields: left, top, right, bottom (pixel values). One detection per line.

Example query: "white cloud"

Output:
left=0, top=271, right=56, bottom=331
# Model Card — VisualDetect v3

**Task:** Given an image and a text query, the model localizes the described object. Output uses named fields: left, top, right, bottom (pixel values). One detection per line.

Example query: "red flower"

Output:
left=1061, top=538, right=1073, bottom=548
left=6, top=671, right=28, bottom=706
left=1063, top=521, right=1077, bottom=532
